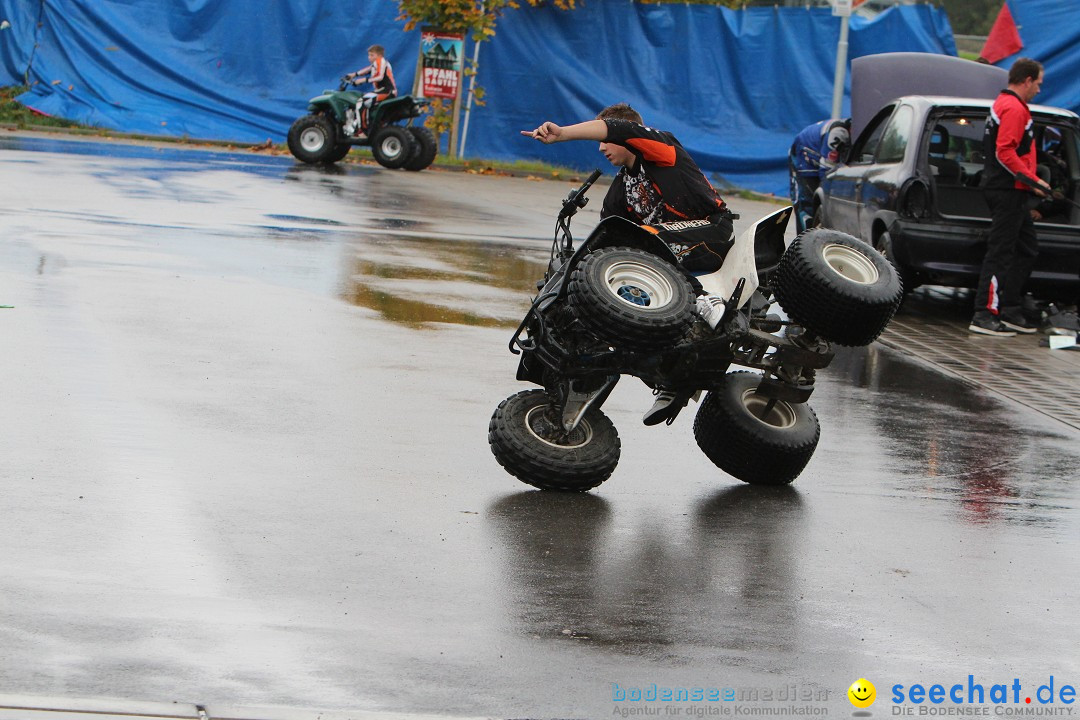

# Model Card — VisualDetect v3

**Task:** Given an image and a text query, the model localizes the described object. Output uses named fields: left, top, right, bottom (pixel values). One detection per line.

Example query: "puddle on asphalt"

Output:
left=341, top=233, right=549, bottom=329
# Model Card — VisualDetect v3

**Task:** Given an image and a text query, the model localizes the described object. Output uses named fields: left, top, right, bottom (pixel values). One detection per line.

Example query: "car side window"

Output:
left=875, top=105, right=914, bottom=164
left=850, top=105, right=893, bottom=164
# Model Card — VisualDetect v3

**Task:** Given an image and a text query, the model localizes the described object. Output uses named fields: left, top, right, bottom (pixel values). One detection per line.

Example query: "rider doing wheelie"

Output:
left=521, top=102, right=738, bottom=425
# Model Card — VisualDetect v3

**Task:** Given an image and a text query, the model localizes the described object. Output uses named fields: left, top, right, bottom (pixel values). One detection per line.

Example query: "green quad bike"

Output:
left=287, top=76, right=438, bottom=171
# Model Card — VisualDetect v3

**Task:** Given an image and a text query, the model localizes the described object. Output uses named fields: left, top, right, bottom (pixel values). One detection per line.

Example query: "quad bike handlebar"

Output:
left=559, top=169, right=603, bottom=221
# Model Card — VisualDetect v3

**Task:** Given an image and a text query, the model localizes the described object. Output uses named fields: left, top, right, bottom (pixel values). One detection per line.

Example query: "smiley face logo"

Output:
left=848, top=678, right=876, bottom=708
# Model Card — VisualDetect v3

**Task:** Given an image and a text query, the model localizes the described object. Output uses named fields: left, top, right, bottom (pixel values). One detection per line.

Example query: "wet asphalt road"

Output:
left=1, top=133, right=1078, bottom=719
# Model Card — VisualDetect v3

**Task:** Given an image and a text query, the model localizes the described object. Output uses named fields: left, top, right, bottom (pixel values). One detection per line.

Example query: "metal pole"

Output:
left=458, top=35, right=482, bottom=157
left=831, top=14, right=849, bottom=120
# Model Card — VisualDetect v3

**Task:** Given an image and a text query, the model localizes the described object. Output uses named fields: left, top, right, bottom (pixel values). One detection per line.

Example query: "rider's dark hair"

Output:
left=597, top=103, right=643, bottom=125
left=368, top=44, right=385, bottom=56
left=1008, top=57, right=1043, bottom=85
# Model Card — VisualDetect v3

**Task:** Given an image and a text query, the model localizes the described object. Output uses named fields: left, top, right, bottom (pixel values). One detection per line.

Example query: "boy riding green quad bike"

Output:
left=286, top=76, right=438, bottom=171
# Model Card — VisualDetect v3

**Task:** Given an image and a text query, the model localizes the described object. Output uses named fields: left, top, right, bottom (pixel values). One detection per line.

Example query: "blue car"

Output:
left=812, top=54, right=1080, bottom=301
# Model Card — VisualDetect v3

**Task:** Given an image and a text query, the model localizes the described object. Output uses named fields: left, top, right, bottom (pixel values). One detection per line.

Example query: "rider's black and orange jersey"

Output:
left=369, top=56, right=397, bottom=98
left=599, top=119, right=728, bottom=225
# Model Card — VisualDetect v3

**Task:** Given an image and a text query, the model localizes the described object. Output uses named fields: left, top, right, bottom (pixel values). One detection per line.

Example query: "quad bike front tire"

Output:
left=774, top=227, right=903, bottom=346
left=694, top=371, right=820, bottom=486
left=567, top=247, right=694, bottom=350
left=489, top=389, right=620, bottom=492
left=404, top=126, right=438, bottom=171
left=371, top=126, right=415, bottom=169
left=287, top=114, right=338, bottom=164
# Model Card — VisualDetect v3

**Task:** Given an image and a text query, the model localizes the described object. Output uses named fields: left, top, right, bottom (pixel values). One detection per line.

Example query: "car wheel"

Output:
left=489, top=390, right=620, bottom=492
left=774, top=228, right=903, bottom=346
left=287, top=114, right=337, bottom=164
left=694, top=372, right=820, bottom=485
left=371, top=126, right=415, bottom=169
left=567, top=247, right=695, bottom=349
left=874, top=231, right=917, bottom=292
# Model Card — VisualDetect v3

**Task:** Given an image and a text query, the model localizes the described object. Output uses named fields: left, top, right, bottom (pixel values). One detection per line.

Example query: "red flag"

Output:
left=979, top=3, right=1023, bottom=65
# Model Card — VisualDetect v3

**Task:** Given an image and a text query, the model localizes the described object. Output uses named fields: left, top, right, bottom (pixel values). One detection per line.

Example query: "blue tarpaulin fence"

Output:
left=0, top=0, right=965, bottom=195
left=990, top=0, right=1080, bottom=116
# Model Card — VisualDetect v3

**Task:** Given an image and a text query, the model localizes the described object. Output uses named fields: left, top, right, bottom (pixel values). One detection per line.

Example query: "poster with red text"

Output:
left=420, top=30, right=464, bottom=100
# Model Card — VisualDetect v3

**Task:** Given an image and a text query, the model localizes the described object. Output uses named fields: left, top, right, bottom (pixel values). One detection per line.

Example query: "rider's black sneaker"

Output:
left=643, top=390, right=679, bottom=426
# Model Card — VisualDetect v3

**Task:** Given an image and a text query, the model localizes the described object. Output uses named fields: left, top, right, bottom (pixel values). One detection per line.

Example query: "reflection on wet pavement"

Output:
left=880, top=287, right=1080, bottom=430
left=342, top=234, right=548, bottom=328
left=828, top=345, right=1077, bottom=526
left=487, top=486, right=807, bottom=657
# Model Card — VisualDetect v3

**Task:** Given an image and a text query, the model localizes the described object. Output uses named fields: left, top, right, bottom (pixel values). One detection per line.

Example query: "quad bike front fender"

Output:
left=581, top=216, right=682, bottom=264
left=551, top=217, right=681, bottom=298
left=306, top=93, right=359, bottom=123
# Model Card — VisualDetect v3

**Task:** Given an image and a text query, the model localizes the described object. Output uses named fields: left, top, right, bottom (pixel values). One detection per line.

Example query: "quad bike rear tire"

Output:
left=489, top=389, right=620, bottom=492
left=694, top=371, right=820, bottom=486
left=568, top=247, right=694, bottom=350
left=326, top=142, right=352, bottom=163
left=371, top=126, right=415, bottom=169
left=774, top=227, right=903, bottom=346
left=404, top=126, right=438, bottom=171
left=287, top=114, right=338, bottom=164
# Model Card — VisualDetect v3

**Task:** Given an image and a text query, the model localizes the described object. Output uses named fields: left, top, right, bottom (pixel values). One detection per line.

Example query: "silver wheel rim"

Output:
left=524, top=405, right=591, bottom=449
left=381, top=136, right=404, bottom=160
left=300, top=127, right=327, bottom=153
left=604, top=260, right=676, bottom=308
left=742, top=389, right=798, bottom=428
left=822, top=243, right=879, bottom=285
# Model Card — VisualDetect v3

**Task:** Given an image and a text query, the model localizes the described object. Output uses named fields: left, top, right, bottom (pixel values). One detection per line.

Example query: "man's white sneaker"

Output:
left=695, top=294, right=727, bottom=330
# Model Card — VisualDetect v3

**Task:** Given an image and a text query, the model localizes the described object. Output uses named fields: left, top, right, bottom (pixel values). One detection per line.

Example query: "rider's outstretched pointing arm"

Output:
left=520, top=119, right=607, bottom=145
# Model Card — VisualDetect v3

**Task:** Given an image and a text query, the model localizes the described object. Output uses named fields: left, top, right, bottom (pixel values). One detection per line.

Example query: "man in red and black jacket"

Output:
left=971, top=57, right=1051, bottom=337
left=521, top=103, right=736, bottom=424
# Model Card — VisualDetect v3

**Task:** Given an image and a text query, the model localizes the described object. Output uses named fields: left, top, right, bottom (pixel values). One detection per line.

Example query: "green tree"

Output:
left=398, top=0, right=577, bottom=157
left=398, top=0, right=577, bottom=42
left=935, top=0, right=1000, bottom=36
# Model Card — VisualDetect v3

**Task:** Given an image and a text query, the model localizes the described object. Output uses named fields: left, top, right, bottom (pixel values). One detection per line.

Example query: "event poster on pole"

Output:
left=419, top=30, right=464, bottom=99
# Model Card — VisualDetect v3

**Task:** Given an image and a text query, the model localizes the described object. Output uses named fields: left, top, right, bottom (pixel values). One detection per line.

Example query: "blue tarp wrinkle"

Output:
left=14, top=0, right=1077, bottom=196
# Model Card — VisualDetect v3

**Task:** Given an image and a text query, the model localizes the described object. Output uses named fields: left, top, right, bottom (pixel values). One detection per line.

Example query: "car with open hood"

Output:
left=812, top=53, right=1080, bottom=300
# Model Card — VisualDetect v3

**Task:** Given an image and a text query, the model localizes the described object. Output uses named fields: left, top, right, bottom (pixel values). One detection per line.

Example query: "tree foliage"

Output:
left=398, top=0, right=577, bottom=155
left=940, top=0, right=1000, bottom=36
left=398, top=0, right=577, bottom=42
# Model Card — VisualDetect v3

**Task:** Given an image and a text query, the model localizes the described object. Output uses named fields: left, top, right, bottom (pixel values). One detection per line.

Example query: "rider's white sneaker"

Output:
left=696, top=294, right=727, bottom=330
left=643, top=390, right=679, bottom=426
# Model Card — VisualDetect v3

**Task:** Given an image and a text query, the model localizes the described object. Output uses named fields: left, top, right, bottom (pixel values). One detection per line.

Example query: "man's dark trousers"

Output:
left=975, top=188, right=1039, bottom=314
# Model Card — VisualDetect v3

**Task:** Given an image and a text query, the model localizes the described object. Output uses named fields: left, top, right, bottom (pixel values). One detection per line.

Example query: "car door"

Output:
left=821, top=105, right=893, bottom=237
left=855, top=103, right=916, bottom=241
